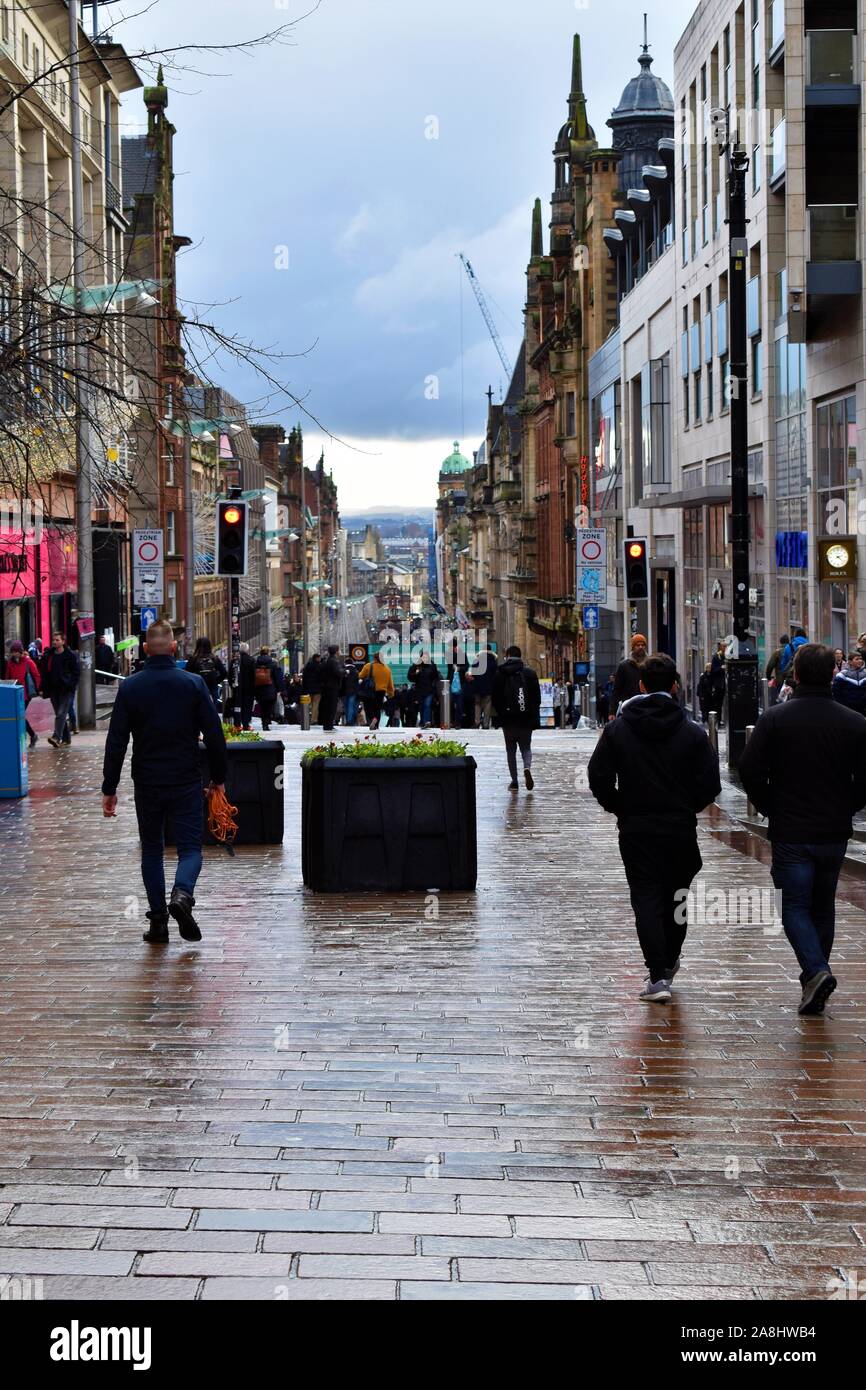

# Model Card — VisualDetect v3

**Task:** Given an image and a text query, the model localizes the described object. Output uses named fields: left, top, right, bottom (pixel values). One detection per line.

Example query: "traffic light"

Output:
left=623, top=538, right=649, bottom=600
left=215, top=500, right=249, bottom=577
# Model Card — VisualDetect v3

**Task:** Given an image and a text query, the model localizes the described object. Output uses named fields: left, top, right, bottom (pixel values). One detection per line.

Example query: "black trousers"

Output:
left=618, top=833, right=703, bottom=982
left=319, top=688, right=339, bottom=731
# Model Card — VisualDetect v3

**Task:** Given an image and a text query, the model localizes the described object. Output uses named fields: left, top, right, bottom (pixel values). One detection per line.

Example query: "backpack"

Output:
left=255, top=662, right=273, bottom=689
left=198, top=655, right=216, bottom=681
left=779, top=635, right=807, bottom=673
left=500, top=667, right=528, bottom=719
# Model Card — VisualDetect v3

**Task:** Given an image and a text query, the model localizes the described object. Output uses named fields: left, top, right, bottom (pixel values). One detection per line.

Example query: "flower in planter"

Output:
left=301, top=734, right=467, bottom=766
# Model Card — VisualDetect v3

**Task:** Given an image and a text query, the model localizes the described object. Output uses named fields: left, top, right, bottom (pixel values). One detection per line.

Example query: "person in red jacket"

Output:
left=6, top=640, right=41, bottom=748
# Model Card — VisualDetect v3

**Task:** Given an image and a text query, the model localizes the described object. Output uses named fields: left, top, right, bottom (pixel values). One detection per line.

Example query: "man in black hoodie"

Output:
left=739, top=643, right=866, bottom=1015
left=588, top=653, right=721, bottom=1002
left=491, top=646, right=542, bottom=790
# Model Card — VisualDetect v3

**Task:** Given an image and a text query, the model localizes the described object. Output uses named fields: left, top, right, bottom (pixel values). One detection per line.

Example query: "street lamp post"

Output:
left=726, top=138, right=760, bottom=768
left=68, top=0, right=96, bottom=727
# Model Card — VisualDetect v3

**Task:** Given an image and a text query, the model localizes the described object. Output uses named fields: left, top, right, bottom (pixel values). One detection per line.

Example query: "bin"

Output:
left=0, top=682, right=28, bottom=799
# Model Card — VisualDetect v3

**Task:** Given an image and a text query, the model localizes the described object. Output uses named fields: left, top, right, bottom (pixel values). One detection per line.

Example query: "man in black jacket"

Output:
left=739, top=643, right=866, bottom=1015
left=319, top=645, right=344, bottom=732
left=42, top=632, right=80, bottom=747
left=588, top=653, right=721, bottom=1002
left=491, top=646, right=542, bottom=790
left=609, top=634, right=648, bottom=719
left=101, top=619, right=227, bottom=946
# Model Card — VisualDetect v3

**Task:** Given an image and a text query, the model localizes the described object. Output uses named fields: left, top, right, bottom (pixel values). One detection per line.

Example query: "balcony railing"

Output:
left=806, top=30, right=856, bottom=85
left=808, top=205, right=858, bottom=261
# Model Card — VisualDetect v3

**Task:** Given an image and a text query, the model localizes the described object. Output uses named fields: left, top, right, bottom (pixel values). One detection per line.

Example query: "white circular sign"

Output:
left=580, top=539, right=602, bottom=562
left=138, top=541, right=159, bottom=564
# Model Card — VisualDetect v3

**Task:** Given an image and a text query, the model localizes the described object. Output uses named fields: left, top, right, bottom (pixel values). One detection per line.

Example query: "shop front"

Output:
left=0, top=525, right=77, bottom=662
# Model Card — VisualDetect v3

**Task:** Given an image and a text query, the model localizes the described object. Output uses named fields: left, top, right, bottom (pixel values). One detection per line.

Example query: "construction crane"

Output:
left=458, top=253, right=513, bottom=380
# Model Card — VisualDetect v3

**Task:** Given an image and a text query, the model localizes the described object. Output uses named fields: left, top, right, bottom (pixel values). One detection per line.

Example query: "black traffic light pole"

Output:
left=227, top=486, right=243, bottom=728
left=726, top=141, right=760, bottom=768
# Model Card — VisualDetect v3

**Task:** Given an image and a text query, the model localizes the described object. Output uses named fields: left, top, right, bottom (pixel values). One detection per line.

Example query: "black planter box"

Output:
left=302, top=756, right=477, bottom=892
left=167, top=741, right=284, bottom=846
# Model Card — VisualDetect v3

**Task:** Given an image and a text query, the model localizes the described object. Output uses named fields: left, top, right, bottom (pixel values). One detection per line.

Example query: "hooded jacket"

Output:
left=832, top=664, right=866, bottom=716
left=588, top=692, right=721, bottom=836
left=5, top=651, right=41, bottom=702
left=491, top=657, right=542, bottom=729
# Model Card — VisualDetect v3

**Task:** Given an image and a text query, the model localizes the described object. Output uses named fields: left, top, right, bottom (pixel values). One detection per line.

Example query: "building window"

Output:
left=167, top=581, right=178, bottom=623
left=166, top=511, right=177, bottom=555
left=1, top=9, right=8, bottom=44
left=22, top=31, right=29, bottom=68
left=708, top=504, right=730, bottom=569
left=694, top=371, right=702, bottom=423
left=720, top=354, right=730, bottom=412
left=751, top=338, right=763, bottom=395
left=707, top=361, right=714, bottom=418
left=641, top=355, right=671, bottom=487
left=565, top=391, right=576, bottom=438
left=752, top=145, right=762, bottom=194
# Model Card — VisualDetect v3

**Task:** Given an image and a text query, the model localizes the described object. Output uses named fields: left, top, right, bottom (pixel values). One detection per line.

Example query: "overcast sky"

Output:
left=107, top=0, right=697, bottom=510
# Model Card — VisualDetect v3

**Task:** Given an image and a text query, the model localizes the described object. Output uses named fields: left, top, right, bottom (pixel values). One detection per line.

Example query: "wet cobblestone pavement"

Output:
left=1, top=727, right=866, bottom=1301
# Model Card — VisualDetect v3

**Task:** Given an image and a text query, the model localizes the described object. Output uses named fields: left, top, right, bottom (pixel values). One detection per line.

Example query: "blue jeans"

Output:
left=134, top=782, right=204, bottom=916
left=421, top=693, right=434, bottom=725
left=344, top=694, right=358, bottom=726
left=771, top=841, right=847, bottom=984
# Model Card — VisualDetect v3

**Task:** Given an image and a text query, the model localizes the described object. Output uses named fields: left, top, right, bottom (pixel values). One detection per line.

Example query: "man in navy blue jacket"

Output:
left=101, top=619, right=227, bottom=945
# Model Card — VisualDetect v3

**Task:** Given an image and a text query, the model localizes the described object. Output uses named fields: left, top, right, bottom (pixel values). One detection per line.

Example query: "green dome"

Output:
left=440, top=441, right=472, bottom=475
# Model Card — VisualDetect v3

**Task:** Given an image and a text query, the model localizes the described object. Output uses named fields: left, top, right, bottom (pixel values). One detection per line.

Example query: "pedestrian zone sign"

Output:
left=576, top=529, right=607, bottom=605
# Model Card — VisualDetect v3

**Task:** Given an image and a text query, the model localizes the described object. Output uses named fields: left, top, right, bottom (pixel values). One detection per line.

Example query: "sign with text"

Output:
left=576, top=528, right=607, bottom=605
left=133, top=529, right=164, bottom=606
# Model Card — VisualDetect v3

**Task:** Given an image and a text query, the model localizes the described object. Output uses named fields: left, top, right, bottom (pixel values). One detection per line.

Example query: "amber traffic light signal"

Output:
left=623, top=538, right=649, bottom=600
left=215, top=499, right=249, bottom=577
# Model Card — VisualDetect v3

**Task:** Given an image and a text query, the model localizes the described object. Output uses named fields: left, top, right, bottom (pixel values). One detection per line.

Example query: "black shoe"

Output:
left=142, top=911, right=169, bottom=945
left=508, top=781, right=519, bottom=790
left=798, top=971, right=837, bottom=1016
left=169, top=888, right=201, bottom=942
left=29, top=735, right=37, bottom=749
left=524, top=768, right=535, bottom=790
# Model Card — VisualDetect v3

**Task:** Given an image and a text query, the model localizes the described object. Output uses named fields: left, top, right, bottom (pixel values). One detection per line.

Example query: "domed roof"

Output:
left=608, top=50, right=673, bottom=127
left=440, top=441, right=473, bottom=475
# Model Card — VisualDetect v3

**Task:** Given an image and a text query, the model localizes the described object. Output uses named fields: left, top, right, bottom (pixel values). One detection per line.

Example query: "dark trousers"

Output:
left=133, top=782, right=204, bottom=916
left=50, top=691, right=74, bottom=742
left=619, top=834, right=703, bottom=982
left=502, top=724, right=533, bottom=781
left=771, top=841, right=847, bottom=984
left=258, top=695, right=277, bottom=730
left=320, top=688, right=339, bottom=731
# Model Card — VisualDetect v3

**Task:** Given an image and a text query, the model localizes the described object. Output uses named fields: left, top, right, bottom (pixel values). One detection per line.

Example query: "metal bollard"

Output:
left=301, top=695, right=311, bottom=732
left=760, top=677, right=770, bottom=713
left=220, top=679, right=232, bottom=712
left=707, top=710, right=719, bottom=755
left=745, top=724, right=756, bottom=816
left=580, top=685, right=590, bottom=725
left=439, top=678, right=451, bottom=730
left=559, top=687, right=569, bottom=729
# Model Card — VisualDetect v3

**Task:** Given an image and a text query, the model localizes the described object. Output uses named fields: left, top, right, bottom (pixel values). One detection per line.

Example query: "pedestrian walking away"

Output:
left=101, top=619, right=228, bottom=946
left=588, top=653, right=721, bottom=1003
left=739, top=643, right=866, bottom=1015
left=238, top=642, right=256, bottom=729
left=407, top=654, right=440, bottom=728
left=254, top=646, right=282, bottom=731
left=491, top=645, right=541, bottom=790
left=5, top=640, right=41, bottom=747
left=609, top=633, right=648, bottom=719
left=466, top=648, right=497, bottom=729
left=358, top=652, right=394, bottom=730
left=41, top=631, right=80, bottom=747
left=319, top=645, right=344, bottom=732
left=302, top=653, right=324, bottom=725
left=186, top=637, right=228, bottom=712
